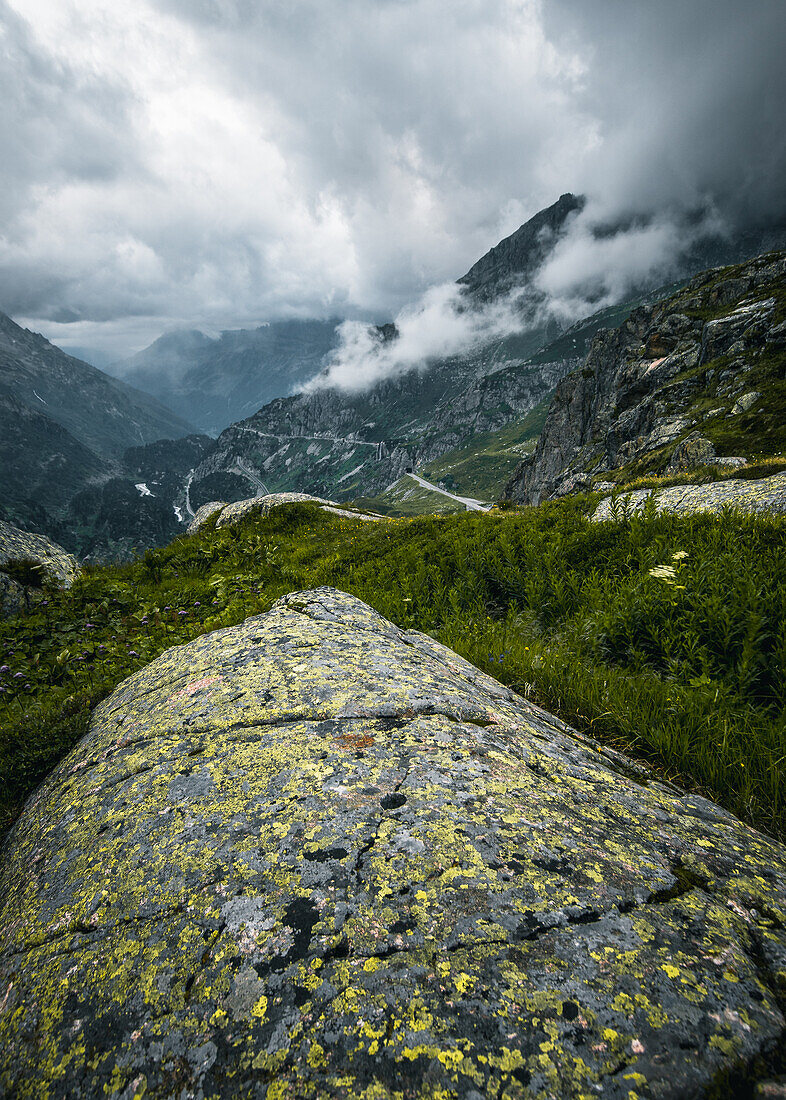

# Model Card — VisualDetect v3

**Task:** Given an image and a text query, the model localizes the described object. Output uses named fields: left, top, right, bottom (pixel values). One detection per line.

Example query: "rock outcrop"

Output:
left=507, top=252, right=786, bottom=504
left=2, top=588, right=784, bottom=1098
left=186, top=493, right=381, bottom=534
left=592, top=471, right=786, bottom=522
left=187, top=500, right=229, bottom=534
left=0, top=520, right=79, bottom=616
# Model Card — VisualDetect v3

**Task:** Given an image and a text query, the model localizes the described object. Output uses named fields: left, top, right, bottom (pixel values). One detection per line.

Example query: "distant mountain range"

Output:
left=4, top=192, right=786, bottom=559
left=111, top=319, right=342, bottom=435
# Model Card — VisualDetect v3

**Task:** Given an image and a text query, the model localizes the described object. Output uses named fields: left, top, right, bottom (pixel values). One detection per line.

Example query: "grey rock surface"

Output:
left=215, top=492, right=338, bottom=528
left=592, top=472, right=786, bottom=521
left=0, top=520, right=80, bottom=616
left=666, top=432, right=716, bottom=472
left=187, top=500, right=229, bottom=534
left=1, top=588, right=785, bottom=1098
left=732, top=391, right=762, bottom=415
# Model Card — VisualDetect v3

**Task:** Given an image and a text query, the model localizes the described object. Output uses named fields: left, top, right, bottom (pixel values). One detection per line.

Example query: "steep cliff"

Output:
left=507, top=252, right=786, bottom=503
left=2, top=587, right=784, bottom=1098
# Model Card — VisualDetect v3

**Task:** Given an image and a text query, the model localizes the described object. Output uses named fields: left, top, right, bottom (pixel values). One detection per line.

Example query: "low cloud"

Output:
left=532, top=206, right=725, bottom=322
left=1, top=0, right=783, bottom=360
left=308, top=281, right=534, bottom=392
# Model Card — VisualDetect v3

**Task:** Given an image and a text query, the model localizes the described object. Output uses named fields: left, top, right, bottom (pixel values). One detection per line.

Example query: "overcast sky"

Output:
left=2, top=0, right=784, bottom=358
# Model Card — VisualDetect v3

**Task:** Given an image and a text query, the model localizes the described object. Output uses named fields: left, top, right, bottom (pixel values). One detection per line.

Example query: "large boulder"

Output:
left=593, top=471, right=786, bottom=521
left=1, top=588, right=784, bottom=1098
left=188, top=494, right=383, bottom=535
left=0, top=520, right=79, bottom=588
left=187, top=500, right=227, bottom=534
left=215, top=493, right=338, bottom=528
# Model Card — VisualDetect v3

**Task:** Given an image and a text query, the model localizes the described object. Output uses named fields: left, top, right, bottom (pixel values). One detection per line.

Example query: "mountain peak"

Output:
left=458, top=193, right=585, bottom=300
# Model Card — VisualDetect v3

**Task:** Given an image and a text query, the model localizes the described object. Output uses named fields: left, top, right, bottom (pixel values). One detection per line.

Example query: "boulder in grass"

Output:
left=186, top=500, right=228, bottom=534
left=666, top=431, right=716, bottom=473
left=1, top=588, right=784, bottom=1098
left=593, top=471, right=786, bottom=521
left=214, top=492, right=338, bottom=528
left=0, top=519, right=79, bottom=617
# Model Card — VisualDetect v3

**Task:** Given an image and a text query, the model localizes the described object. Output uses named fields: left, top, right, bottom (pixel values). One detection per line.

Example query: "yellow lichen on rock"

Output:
left=0, top=587, right=785, bottom=1098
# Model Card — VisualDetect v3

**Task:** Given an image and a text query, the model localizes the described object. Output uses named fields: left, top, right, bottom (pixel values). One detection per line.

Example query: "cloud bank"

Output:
left=308, top=282, right=533, bottom=391
left=0, top=0, right=783, bottom=359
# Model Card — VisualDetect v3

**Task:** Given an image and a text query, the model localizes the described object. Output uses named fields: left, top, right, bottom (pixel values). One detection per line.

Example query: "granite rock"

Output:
left=592, top=472, right=786, bottom=522
left=1, top=588, right=785, bottom=1098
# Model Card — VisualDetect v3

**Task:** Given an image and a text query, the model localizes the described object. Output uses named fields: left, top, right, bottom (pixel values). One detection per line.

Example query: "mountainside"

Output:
left=190, top=356, right=567, bottom=507
left=507, top=251, right=786, bottom=503
left=0, top=309, right=214, bottom=559
left=115, top=319, right=341, bottom=435
left=458, top=191, right=584, bottom=300
left=0, top=311, right=194, bottom=457
left=188, top=196, right=587, bottom=506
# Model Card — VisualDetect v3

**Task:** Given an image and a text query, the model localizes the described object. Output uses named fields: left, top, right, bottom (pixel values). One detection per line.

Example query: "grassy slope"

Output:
left=357, top=398, right=554, bottom=516
left=419, top=398, right=552, bottom=499
left=2, top=499, right=785, bottom=844
left=356, top=480, right=465, bottom=517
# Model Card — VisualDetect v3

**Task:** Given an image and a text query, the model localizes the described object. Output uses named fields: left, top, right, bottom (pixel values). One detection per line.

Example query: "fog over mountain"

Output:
left=1, top=0, right=783, bottom=369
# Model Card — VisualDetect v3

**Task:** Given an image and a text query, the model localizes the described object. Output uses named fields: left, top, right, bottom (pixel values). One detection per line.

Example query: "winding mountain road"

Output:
left=405, top=473, right=490, bottom=512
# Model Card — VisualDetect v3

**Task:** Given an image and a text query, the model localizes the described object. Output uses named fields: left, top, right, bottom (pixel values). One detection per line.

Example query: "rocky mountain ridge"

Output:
left=187, top=195, right=589, bottom=506
left=506, top=251, right=786, bottom=503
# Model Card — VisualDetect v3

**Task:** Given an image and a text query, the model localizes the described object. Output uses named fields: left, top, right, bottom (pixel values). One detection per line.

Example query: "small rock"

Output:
left=667, top=432, right=716, bottom=473
left=731, top=391, right=762, bottom=415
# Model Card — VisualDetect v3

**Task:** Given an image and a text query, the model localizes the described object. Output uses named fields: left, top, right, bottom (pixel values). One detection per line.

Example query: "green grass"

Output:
left=357, top=479, right=464, bottom=517
left=420, top=400, right=551, bottom=499
left=2, top=500, right=785, bottom=842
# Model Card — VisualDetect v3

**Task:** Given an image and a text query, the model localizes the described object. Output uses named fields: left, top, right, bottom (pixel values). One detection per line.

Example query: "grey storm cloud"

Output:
left=0, top=0, right=783, bottom=359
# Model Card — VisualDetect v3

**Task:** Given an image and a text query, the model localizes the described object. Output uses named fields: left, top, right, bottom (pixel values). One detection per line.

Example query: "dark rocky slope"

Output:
left=458, top=191, right=584, bottom=301
left=0, top=310, right=210, bottom=558
left=1, top=587, right=784, bottom=1098
left=507, top=251, right=786, bottom=504
left=0, top=310, right=193, bottom=459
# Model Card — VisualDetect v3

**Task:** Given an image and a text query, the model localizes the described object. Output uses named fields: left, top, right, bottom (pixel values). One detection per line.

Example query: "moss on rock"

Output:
left=1, top=587, right=784, bottom=1098
left=592, top=471, right=786, bottom=521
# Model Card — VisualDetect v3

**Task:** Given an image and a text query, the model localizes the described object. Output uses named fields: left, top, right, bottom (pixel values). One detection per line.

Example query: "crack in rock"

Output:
left=2, top=586, right=785, bottom=1100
